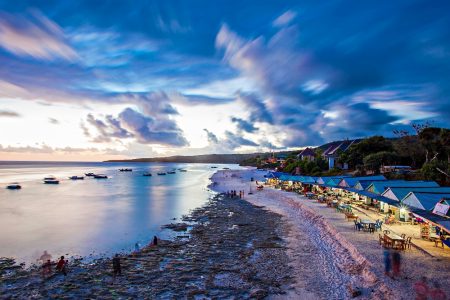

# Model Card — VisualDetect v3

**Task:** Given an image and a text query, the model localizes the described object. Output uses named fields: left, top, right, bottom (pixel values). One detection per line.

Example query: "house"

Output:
left=337, top=175, right=386, bottom=188
left=297, top=147, right=315, bottom=162
left=403, top=192, right=450, bottom=211
left=382, top=187, right=450, bottom=202
left=316, top=175, right=351, bottom=185
left=322, top=139, right=359, bottom=170
left=381, top=165, right=412, bottom=174
left=365, top=180, right=440, bottom=195
left=353, top=179, right=389, bottom=190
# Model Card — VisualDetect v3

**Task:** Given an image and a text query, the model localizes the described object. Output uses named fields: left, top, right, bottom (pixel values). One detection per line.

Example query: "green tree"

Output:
left=363, top=151, right=400, bottom=173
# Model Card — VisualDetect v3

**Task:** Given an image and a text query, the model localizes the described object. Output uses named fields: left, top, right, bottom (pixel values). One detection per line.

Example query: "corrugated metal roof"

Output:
left=403, top=192, right=450, bottom=211
left=367, top=180, right=439, bottom=194
left=383, top=187, right=450, bottom=202
left=339, top=175, right=386, bottom=187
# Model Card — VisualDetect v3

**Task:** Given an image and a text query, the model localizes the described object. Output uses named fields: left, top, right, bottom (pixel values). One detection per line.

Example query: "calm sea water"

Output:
left=0, top=161, right=240, bottom=264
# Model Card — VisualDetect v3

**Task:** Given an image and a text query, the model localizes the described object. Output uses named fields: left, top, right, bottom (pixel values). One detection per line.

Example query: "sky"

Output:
left=0, top=0, right=449, bottom=161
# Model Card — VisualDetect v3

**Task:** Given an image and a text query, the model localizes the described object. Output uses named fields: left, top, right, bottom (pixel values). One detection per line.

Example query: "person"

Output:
left=39, top=250, right=52, bottom=264
left=153, top=235, right=158, bottom=246
left=429, top=282, right=447, bottom=300
left=56, top=256, right=67, bottom=276
left=42, top=259, right=52, bottom=277
left=414, top=277, right=429, bottom=300
left=112, top=254, right=121, bottom=279
left=392, top=251, right=401, bottom=277
left=134, top=242, right=140, bottom=252
left=383, top=249, right=391, bottom=276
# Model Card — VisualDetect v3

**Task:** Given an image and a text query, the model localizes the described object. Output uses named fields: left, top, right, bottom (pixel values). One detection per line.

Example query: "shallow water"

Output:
left=0, top=161, right=240, bottom=264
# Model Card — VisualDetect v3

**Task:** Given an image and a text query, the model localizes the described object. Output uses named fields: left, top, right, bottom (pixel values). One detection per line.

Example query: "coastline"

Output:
left=1, top=178, right=293, bottom=298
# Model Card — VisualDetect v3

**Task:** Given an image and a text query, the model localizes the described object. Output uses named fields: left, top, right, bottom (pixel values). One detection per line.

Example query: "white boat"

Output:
left=85, top=172, right=95, bottom=176
left=69, top=176, right=84, bottom=180
left=6, top=183, right=21, bottom=190
left=93, top=174, right=108, bottom=179
left=44, top=176, right=59, bottom=184
left=167, top=171, right=176, bottom=174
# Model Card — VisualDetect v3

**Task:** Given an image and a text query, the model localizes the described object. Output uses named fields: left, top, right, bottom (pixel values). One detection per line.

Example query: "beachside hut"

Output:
left=338, top=175, right=386, bottom=188
left=353, top=179, right=391, bottom=191
left=402, top=192, right=450, bottom=211
left=382, top=187, right=450, bottom=202
left=366, top=181, right=439, bottom=195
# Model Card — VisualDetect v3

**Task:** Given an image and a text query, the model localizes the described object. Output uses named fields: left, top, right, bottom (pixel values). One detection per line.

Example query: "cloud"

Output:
left=118, top=108, right=188, bottom=146
left=236, top=93, right=273, bottom=124
left=48, top=117, right=59, bottom=124
left=273, top=10, right=297, bottom=27
left=0, top=10, right=78, bottom=61
left=203, top=129, right=219, bottom=144
left=0, top=109, right=20, bottom=117
left=224, top=131, right=258, bottom=149
left=86, top=113, right=133, bottom=143
left=231, top=117, right=258, bottom=133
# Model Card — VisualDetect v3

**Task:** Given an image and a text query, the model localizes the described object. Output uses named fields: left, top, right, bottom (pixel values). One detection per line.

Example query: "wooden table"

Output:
left=360, top=220, right=375, bottom=225
left=385, top=233, right=405, bottom=250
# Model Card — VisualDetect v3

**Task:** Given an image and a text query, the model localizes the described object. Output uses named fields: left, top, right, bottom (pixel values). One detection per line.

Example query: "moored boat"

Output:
left=143, top=173, right=152, bottom=176
left=93, top=174, right=108, bottom=179
left=85, top=172, right=95, bottom=176
left=6, top=183, right=21, bottom=190
left=119, top=168, right=132, bottom=172
left=157, top=172, right=167, bottom=176
left=167, top=171, right=176, bottom=174
left=69, top=176, right=84, bottom=180
left=178, top=169, right=187, bottom=172
left=44, top=176, right=59, bottom=184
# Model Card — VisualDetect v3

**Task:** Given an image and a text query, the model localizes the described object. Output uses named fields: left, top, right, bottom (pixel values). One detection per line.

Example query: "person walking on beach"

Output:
left=134, top=242, right=140, bottom=252
left=152, top=235, right=158, bottom=246
left=383, top=249, right=392, bottom=276
left=392, top=251, right=401, bottom=278
left=56, top=256, right=67, bottom=277
left=414, top=277, right=429, bottom=300
left=112, top=254, right=121, bottom=280
left=41, top=259, right=52, bottom=277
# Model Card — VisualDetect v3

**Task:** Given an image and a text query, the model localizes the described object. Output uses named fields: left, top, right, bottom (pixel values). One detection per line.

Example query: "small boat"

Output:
left=222, top=167, right=230, bottom=170
left=44, top=176, right=59, bottom=184
left=69, top=176, right=84, bottom=180
left=211, top=166, right=217, bottom=168
left=85, top=173, right=95, bottom=176
left=167, top=171, right=176, bottom=174
left=93, top=174, right=108, bottom=179
left=143, top=173, right=152, bottom=177
left=6, top=183, right=21, bottom=190
left=178, top=169, right=187, bottom=172
left=119, top=168, right=132, bottom=172
left=157, top=172, right=167, bottom=176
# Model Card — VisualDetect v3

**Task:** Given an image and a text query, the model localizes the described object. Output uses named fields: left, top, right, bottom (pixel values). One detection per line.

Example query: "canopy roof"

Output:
left=366, top=180, right=439, bottom=194
left=403, top=192, right=450, bottom=211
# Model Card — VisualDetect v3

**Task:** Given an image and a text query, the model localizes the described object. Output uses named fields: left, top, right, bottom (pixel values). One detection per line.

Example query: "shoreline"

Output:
left=1, top=191, right=293, bottom=298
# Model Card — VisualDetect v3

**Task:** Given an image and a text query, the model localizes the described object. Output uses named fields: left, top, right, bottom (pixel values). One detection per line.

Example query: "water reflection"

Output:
left=0, top=162, right=236, bottom=264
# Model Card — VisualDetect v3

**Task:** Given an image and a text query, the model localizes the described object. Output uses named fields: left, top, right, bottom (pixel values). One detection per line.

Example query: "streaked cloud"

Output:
left=0, top=109, right=20, bottom=117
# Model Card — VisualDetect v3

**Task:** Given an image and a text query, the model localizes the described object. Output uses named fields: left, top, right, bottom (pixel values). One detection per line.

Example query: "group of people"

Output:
left=38, top=251, right=68, bottom=278
left=38, top=235, right=159, bottom=281
left=225, top=190, right=245, bottom=199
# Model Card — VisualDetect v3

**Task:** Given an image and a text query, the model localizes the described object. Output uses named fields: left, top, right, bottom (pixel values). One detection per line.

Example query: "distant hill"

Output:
left=105, top=153, right=264, bottom=164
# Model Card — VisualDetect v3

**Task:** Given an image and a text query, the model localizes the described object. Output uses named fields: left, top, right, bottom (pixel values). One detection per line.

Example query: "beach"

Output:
left=2, top=168, right=449, bottom=299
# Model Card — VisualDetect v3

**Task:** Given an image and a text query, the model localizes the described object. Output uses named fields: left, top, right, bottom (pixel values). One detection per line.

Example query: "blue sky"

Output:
left=0, top=0, right=449, bottom=160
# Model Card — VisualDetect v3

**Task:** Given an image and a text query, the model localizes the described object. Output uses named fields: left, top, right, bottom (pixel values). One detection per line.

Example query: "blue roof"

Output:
left=267, top=171, right=285, bottom=179
left=367, top=180, right=439, bottom=194
left=409, top=208, right=450, bottom=233
left=383, top=187, right=450, bottom=201
left=404, top=192, right=450, bottom=211
left=354, top=179, right=388, bottom=189
left=352, top=189, right=399, bottom=205
left=339, top=175, right=386, bottom=187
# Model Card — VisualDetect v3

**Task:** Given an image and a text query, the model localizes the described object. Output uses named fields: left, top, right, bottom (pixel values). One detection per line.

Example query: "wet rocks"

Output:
left=1, top=195, right=293, bottom=299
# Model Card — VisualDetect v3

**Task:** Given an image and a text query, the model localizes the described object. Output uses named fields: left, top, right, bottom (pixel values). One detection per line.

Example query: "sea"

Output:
left=0, top=161, right=241, bottom=265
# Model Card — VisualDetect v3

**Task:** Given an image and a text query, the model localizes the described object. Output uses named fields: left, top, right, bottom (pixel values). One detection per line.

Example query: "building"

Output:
left=322, top=139, right=359, bottom=170
left=337, top=175, right=386, bottom=188
left=365, top=181, right=440, bottom=195
left=382, top=187, right=450, bottom=202
left=403, top=192, right=450, bottom=211
left=297, top=147, right=315, bottom=162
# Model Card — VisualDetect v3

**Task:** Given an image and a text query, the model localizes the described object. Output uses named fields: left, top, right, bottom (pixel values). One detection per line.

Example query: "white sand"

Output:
left=210, top=169, right=450, bottom=299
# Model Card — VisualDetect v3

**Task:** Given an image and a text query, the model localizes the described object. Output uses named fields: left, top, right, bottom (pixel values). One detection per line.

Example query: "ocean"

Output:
left=0, top=161, right=240, bottom=264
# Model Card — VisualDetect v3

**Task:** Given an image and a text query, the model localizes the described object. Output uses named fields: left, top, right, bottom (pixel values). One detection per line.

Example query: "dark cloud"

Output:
left=237, top=93, right=273, bottom=124
left=86, top=113, right=133, bottom=143
left=48, top=117, right=59, bottom=124
left=224, top=131, right=258, bottom=149
left=0, top=109, right=20, bottom=117
left=231, top=117, right=258, bottom=133
left=119, top=108, right=188, bottom=146
left=203, top=129, right=219, bottom=144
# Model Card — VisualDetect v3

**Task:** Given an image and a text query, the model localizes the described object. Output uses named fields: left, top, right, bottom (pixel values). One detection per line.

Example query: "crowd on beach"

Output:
left=36, top=236, right=159, bottom=282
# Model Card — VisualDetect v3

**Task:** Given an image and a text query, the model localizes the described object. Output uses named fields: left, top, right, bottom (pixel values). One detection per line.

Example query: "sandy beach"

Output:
left=210, top=169, right=450, bottom=299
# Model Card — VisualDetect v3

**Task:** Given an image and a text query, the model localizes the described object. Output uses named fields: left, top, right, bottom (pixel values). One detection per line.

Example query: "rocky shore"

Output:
left=0, top=194, right=293, bottom=299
